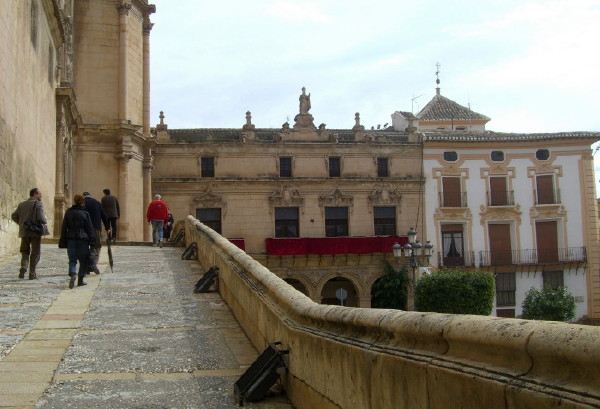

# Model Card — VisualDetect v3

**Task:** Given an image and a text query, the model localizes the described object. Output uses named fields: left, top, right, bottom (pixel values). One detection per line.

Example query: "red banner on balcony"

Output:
left=228, top=238, right=245, bottom=251
left=265, top=236, right=408, bottom=255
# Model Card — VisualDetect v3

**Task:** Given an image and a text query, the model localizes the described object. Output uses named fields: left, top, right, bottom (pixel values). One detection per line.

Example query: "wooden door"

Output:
left=536, top=221, right=558, bottom=263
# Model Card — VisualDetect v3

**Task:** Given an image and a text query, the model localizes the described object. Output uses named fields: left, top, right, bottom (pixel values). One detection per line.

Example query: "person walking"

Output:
left=58, top=194, right=96, bottom=288
left=101, top=188, right=120, bottom=242
left=11, top=188, right=50, bottom=279
left=83, top=192, right=110, bottom=273
left=146, top=194, right=169, bottom=247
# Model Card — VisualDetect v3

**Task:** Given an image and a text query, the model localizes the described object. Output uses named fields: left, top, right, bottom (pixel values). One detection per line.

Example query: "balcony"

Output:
left=534, top=188, right=561, bottom=205
left=438, top=251, right=476, bottom=268
left=265, top=236, right=408, bottom=256
left=439, top=192, right=468, bottom=208
left=486, top=190, right=515, bottom=207
left=479, top=247, right=586, bottom=267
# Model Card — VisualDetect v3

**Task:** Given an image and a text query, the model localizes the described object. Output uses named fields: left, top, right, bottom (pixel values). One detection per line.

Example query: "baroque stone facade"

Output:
left=0, top=0, right=156, bottom=259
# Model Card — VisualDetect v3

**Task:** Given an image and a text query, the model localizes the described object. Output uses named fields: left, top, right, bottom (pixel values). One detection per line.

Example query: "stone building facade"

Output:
left=152, top=94, right=426, bottom=307
left=0, top=0, right=156, bottom=260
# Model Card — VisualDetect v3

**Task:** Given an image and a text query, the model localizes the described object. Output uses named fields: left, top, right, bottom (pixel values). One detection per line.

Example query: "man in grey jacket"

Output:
left=101, top=188, right=120, bottom=242
left=11, top=188, right=49, bottom=279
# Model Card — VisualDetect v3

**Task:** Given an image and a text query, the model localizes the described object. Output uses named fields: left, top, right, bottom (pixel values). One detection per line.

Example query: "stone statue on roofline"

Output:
left=299, top=87, right=311, bottom=114
left=294, top=87, right=316, bottom=130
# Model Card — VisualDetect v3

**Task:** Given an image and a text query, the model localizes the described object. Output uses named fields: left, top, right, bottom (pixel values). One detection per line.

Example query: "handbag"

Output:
left=24, top=201, right=43, bottom=234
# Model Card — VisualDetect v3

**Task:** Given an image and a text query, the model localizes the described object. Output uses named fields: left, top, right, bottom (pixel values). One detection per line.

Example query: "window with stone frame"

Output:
left=325, top=207, right=348, bottom=237
left=495, top=272, right=516, bottom=306
left=377, top=157, right=389, bottom=177
left=196, top=208, right=221, bottom=234
left=201, top=157, right=215, bottom=178
left=280, top=157, right=292, bottom=177
left=275, top=207, right=299, bottom=238
left=373, top=206, right=396, bottom=236
left=329, top=157, right=341, bottom=177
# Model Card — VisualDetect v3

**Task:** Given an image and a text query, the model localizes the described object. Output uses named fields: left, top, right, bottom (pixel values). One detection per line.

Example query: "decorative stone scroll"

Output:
left=268, top=185, right=304, bottom=211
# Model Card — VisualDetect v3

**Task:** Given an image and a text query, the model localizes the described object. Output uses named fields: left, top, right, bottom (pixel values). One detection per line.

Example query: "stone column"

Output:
left=357, top=295, right=372, bottom=308
left=53, top=109, right=66, bottom=236
left=142, top=20, right=153, bottom=136
left=143, top=158, right=153, bottom=241
left=118, top=2, right=131, bottom=122
left=117, top=153, right=132, bottom=241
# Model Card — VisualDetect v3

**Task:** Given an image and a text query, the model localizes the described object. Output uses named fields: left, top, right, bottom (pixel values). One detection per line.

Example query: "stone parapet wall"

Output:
left=186, top=216, right=600, bottom=409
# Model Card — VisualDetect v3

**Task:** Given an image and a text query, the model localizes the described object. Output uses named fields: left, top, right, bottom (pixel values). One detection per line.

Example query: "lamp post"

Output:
left=392, top=228, right=434, bottom=311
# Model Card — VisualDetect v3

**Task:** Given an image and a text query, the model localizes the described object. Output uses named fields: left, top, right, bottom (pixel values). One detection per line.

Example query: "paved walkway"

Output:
left=0, top=244, right=293, bottom=408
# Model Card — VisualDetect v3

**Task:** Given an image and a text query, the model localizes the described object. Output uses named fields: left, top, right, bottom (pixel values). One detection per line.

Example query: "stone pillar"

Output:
left=53, top=110, right=67, bottom=237
left=142, top=20, right=153, bottom=136
left=143, top=157, right=153, bottom=241
left=357, top=295, right=372, bottom=308
left=117, top=153, right=131, bottom=241
left=118, top=2, right=130, bottom=122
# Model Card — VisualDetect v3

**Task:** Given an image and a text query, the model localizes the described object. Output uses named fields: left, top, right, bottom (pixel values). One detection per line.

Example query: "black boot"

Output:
left=29, top=271, right=37, bottom=280
left=69, top=274, right=76, bottom=289
left=77, top=276, right=87, bottom=287
left=18, top=268, right=26, bottom=279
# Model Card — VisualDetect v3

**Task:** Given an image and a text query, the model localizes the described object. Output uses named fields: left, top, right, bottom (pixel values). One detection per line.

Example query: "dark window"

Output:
left=196, top=208, right=221, bottom=234
left=201, top=157, right=215, bottom=178
left=275, top=207, right=299, bottom=238
left=441, top=224, right=464, bottom=266
left=374, top=207, right=396, bottom=235
left=543, top=270, right=564, bottom=289
left=491, top=151, right=505, bottom=162
left=496, top=309, right=516, bottom=318
left=377, top=157, right=389, bottom=177
left=329, top=157, right=341, bottom=177
left=280, top=157, right=292, bottom=177
left=495, top=272, right=516, bottom=306
left=325, top=207, right=348, bottom=237
left=536, top=149, right=550, bottom=161
left=443, top=151, right=458, bottom=162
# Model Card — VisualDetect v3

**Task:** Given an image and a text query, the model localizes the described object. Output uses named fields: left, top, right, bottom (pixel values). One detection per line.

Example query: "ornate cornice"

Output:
left=318, top=187, right=353, bottom=208
left=367, top=185, right=402, bottom=210
left=268, top=185, right=305, bottom=209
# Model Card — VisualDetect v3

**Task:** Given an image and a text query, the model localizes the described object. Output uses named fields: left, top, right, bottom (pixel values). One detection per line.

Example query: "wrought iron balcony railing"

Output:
left=479, top=247, right=586, bottom=267
left=486, top=190, right=515, bottom=207
left=534, top=189, right=561, bottom=205
left=439, top=192, right=468, bottom=208
left=437, top=251, right=476, bottom=268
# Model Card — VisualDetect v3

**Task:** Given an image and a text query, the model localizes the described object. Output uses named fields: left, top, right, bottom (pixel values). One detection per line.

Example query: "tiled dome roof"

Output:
left=417, top=93, right=490, bottom=122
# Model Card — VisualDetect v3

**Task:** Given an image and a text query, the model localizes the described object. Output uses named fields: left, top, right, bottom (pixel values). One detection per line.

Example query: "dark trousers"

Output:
left=108, top=217, right=118, bottom=240
left=67, top=240, right=90, bottom=277
left=20, top=236, right=41, bottom=273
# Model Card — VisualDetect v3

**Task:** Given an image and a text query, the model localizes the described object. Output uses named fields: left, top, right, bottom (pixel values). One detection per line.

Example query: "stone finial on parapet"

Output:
left=352, top=112, right=366, bottom=141
left=156, top=111, right=170, bottom=140
left=318, top=123, right=329, bottom=139
left=241, top=110, right=256, bottom=142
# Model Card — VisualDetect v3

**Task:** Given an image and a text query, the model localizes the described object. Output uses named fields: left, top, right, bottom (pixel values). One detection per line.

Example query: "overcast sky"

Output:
left=149, top=0, right=600, bottom=189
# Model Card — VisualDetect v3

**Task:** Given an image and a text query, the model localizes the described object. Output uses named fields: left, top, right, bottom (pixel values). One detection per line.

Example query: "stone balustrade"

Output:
left=186, top=216, right=600, bottom=409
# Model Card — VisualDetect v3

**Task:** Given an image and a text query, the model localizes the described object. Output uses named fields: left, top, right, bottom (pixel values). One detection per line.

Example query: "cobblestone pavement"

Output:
left=0, top=244, right=293, bottom=408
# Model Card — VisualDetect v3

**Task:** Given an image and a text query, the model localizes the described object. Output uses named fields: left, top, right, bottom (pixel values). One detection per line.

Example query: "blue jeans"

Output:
left=67, top=240, right=90, bottom=277
left=151, top=220, right=164, bottom=245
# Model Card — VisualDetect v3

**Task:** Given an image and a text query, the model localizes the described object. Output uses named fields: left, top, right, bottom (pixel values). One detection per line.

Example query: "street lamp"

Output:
left=392, top=228, right=434, bottom=311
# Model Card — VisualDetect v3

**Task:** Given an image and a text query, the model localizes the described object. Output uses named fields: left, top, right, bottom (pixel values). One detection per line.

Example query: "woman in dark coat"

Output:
left=59, top=194, right=96, bottom=288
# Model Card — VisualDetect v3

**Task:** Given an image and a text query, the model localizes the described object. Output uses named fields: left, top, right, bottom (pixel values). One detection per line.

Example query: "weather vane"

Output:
left=435, top=62, right=441, bottom=86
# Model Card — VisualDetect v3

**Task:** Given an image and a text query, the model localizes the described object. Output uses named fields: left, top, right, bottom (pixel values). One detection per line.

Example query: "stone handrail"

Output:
left=186, top=216, right=600, bottom=409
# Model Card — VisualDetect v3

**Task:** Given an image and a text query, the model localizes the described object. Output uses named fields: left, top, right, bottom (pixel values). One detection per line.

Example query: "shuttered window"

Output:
left=489, top=176, right=508, bottom=206
left=536, top=175, right=555, bottom=204
left=488, top=224, right=512, bottom=266
left=536, top=221, right=559, bottom=263
left=442, top=177, right=461, bottom=207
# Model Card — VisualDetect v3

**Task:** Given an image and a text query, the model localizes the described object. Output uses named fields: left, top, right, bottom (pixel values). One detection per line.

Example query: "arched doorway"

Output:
left=321, top=277, right=358, bottom=307
left=284, top=278, right=310, bottom=297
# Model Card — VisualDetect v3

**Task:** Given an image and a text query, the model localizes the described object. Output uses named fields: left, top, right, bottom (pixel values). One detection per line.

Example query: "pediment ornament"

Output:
left=269, top=185, right=304, bottom=207
left=318, top=187, right=353, bottom=207
left=192, top=188, right=224, bottom=208
left=368, top=186, right=402, bottom=206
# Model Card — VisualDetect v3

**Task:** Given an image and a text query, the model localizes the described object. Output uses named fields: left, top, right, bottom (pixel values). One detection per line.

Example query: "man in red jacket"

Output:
left=146, top=194, right=169, bottom=247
